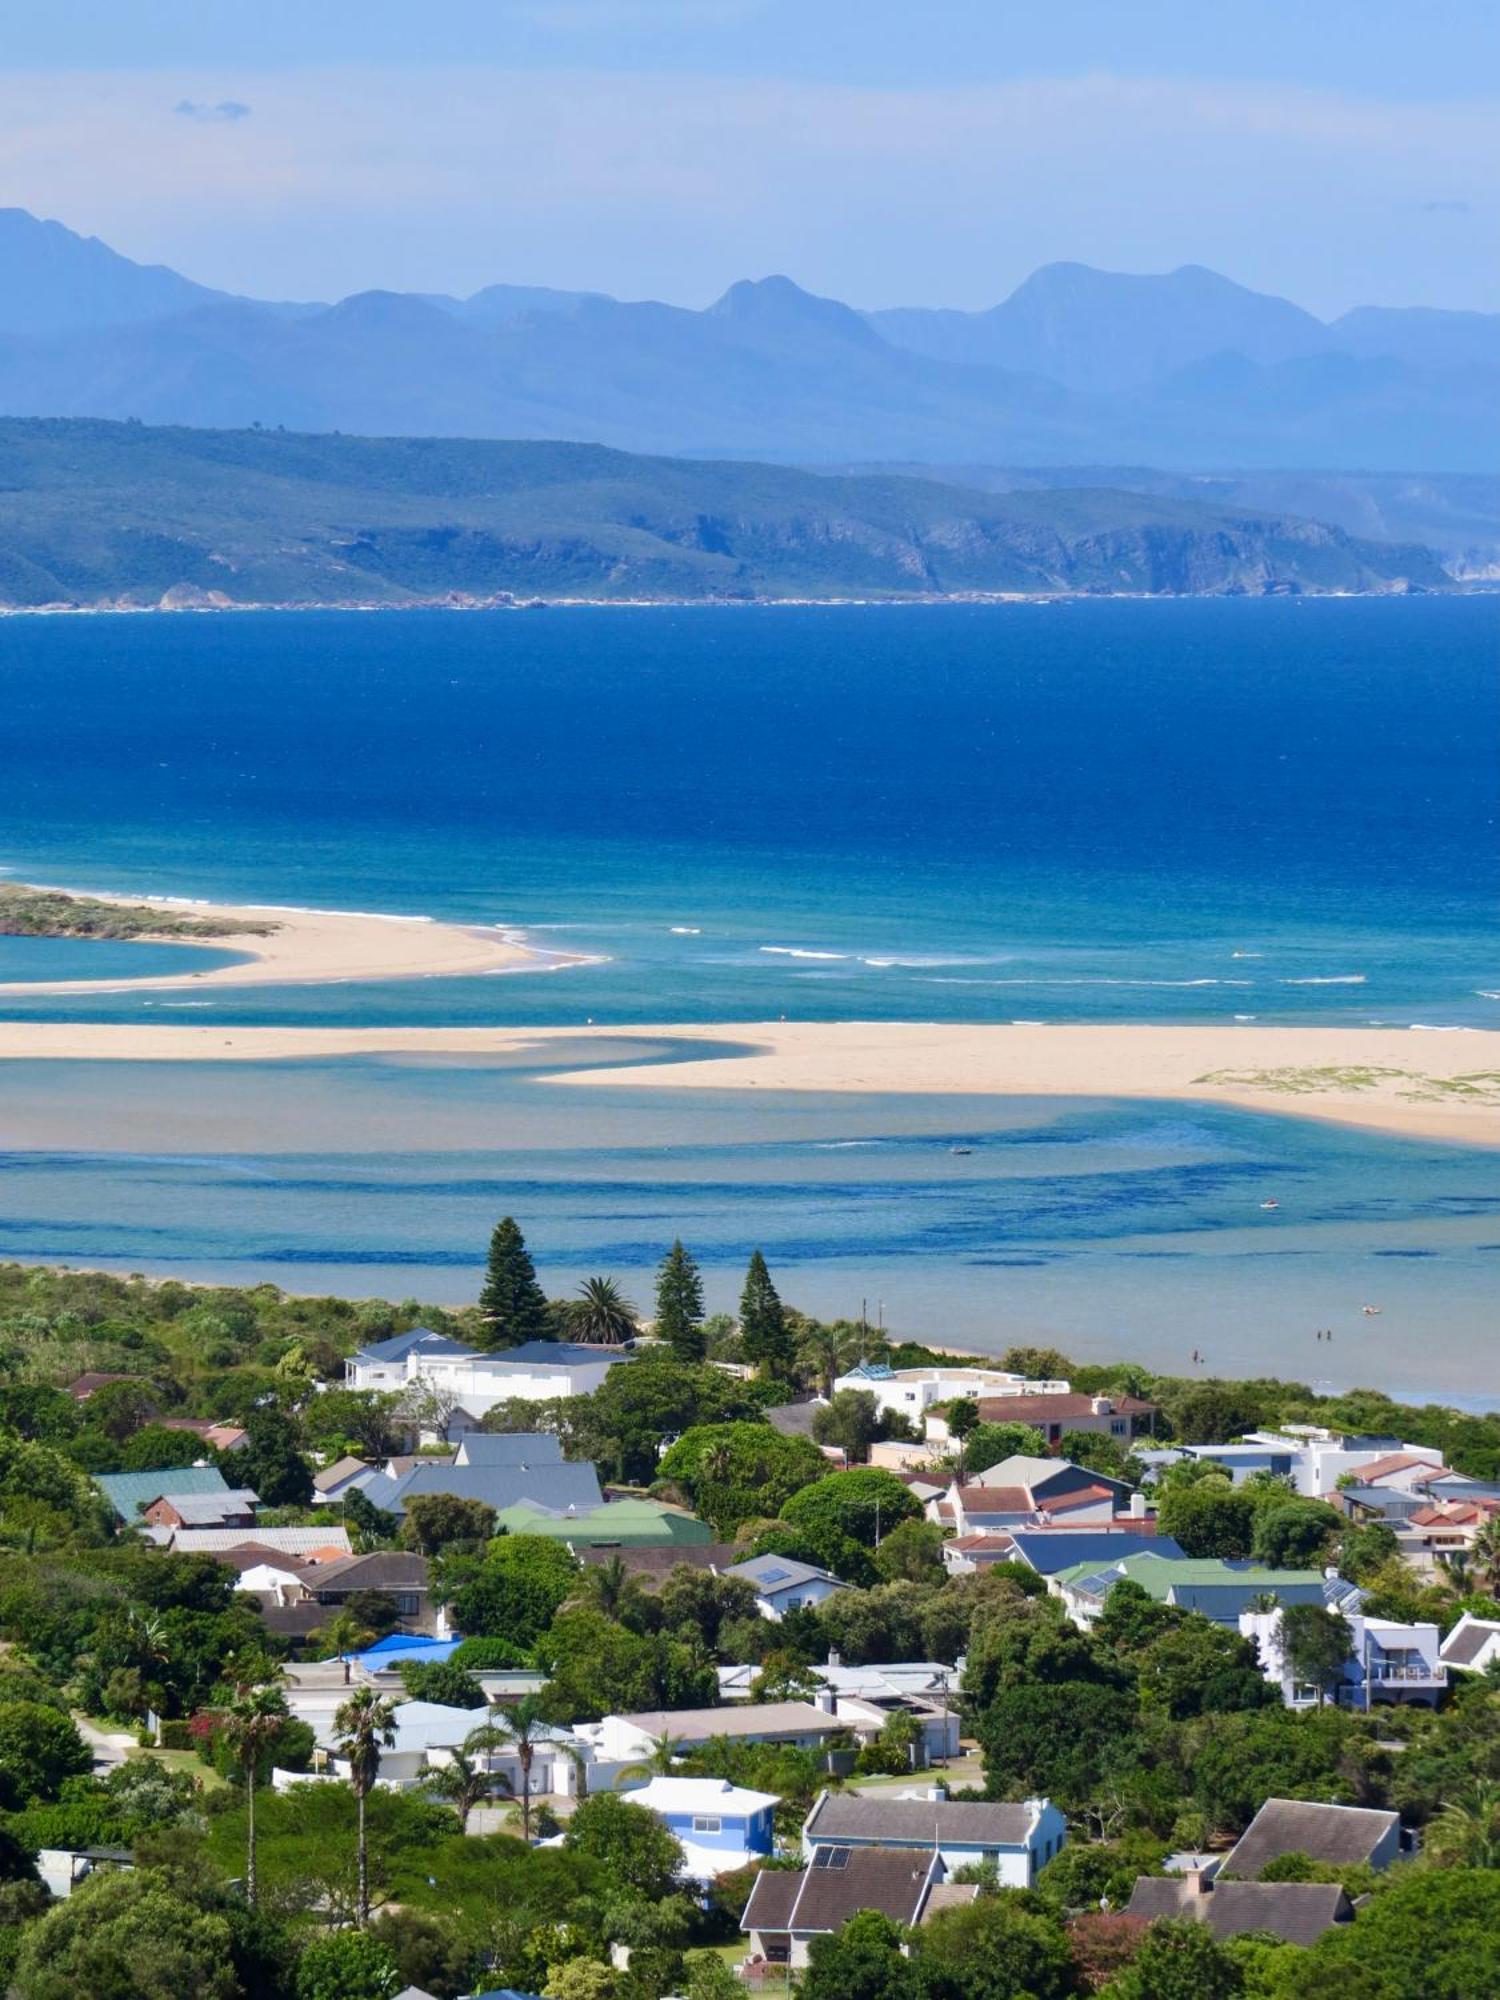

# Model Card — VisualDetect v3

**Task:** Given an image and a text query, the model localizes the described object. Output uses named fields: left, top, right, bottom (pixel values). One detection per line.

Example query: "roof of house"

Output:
left=1224, top=1799, right=1400, bottom=1878
left=1054, top=1553, right=1336, bottom=1611
left=1126, top=1876, right=1351, bottom=1946
left=353, top=1327, right=471, bottom=1365
left=309, top=1551, right=431, bottom=1594
left=1410, top=1499, right=1500, bottom=1528
left=96, top=1464, right=230, bottom=1520
left=804, top=1793, right=1039, bottom=1847
left=167, top=1525, right=353, bottom=1558
left=576, top=1542, right=739, bottom=1578
left=612, top=1701, right=842, bottom=1745
left=359, top=1459, right=603, bottom=1518
left=491, top=1498, right=712, bottom=1547
left=312, top=1456, right=373, bottom=1493
left=259, top=1603, right=329, bottom=1639
left=743, top=1847, right=963, bottom=1936
left=454, top=1431, right=566, bottom=1466
left=975, top=1391, right=1157, bottom=1422
left=621, top=1775, right=780, bottom=1815
left=322, top=1699, right=490, bottom=1755
left=212, top=1543, right=312, bottom=1575
left=1441, top=1615, right=1500, bottom=1667
left=763, top=1401, right=821, bottom=1437
left=1005, top=1532, right=1182, bottom=1575
left=723, top=1555, right=848, bottom=1595
left=149, top=1490, right=259, bottom=1525
left=486, top=1341, right=633, bottom=1369
left=157, top=1417, right=248, bottom=1448
left=1354, top=1451, right=1451, bottom=1483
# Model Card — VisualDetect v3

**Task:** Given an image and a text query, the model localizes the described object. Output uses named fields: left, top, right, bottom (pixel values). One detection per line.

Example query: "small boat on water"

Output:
left=1259, top=1199, right=1280, bottom=1210
left=1362, top=1304, right=1383, bottom=1316
left=951, top=1146, right=974, bottom=1156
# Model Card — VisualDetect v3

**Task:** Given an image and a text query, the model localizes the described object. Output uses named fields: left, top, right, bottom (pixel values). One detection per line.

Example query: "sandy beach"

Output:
left=0, top=891, right=575, bottom=993
left=0, top=1019, right=1494, bottom=1146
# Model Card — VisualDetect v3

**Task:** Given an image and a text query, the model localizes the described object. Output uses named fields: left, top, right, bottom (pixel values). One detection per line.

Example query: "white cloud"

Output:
left=0, top=65, right=1493, bottom=313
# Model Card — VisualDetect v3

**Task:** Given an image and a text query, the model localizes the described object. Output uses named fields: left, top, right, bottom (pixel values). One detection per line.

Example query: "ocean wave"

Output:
left=917, top=975, right=1246, bottom=989
left=1477, top=991, right=1500, bottom=1000
left=1233, top=1014, right=1257, bottom=1021
left=1409, top=1023, right=1477, bottom=1032
left=759, top=946, right=849, bottom=961
left=1230, top=951, right=1263, bottom=959
left=1284, top=975, right=1366, bottom=985
left=670, top=926, right=702, bottom=935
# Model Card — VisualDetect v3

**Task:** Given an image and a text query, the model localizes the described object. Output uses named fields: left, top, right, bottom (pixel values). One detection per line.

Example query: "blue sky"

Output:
left=1, top=1, right=1492, bottom=313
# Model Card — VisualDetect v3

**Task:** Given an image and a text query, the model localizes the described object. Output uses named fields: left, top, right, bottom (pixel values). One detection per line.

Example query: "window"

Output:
left=692, top=1816, right=722, bottom=1834
left=766, top=1943, right=790, bottom=1964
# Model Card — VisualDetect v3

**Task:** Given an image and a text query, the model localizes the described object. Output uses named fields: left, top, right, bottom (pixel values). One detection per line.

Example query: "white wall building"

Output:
left=1241, top=1608, right=1445, bottom=1709
left=800, top=1789, right=1067, bottom=1886
left=832, top=1363, right=1069, bottom=1434
left=344, top=1329, right=630, bottom=1419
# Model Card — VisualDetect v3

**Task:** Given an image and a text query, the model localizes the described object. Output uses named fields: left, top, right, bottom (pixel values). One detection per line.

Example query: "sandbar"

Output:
left=0, top=1020, right=1494, bottom=1147
left=0, top=891, right=576, bottom=993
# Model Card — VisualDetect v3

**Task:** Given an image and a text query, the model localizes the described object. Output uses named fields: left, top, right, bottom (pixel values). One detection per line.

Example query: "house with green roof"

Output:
left=490, top=1497, right=711, bottom=1547
left=95, top=1464, right=234, bottom=1523
left=1049, top=1550, right=1362, bottom=1631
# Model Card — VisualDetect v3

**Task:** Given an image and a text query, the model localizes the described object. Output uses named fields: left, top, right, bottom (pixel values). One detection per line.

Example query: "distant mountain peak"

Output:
left=708, top=274, right=881, bottom=347
left=0, top=206, right=228, bottom=338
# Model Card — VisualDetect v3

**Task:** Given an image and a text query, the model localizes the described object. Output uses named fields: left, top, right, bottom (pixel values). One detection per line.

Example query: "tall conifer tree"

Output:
left=478, top=1216, right=550, bottom=1349
left=739, top=1247, right=791, bottom=1377
left=654, top=1239, right=706, bottom=1361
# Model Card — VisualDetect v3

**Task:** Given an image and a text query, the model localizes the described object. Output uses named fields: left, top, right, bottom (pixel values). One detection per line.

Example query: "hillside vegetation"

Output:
left=0, top=419, right=1450, bottom=607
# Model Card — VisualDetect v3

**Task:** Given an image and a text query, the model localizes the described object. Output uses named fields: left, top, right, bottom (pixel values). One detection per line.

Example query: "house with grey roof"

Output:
left=142, top=1489, right=259, bottom=1530
left=583, top=1702, right=848, bottom=1776
left=312, top=1456, right=376, bottom=1505
left=95, top=1464, right=234, bottom=1523
left=345, top=1331, right=629, bottom=1418
left=1223, top=1798, right=1405, bottom=1877
left=356, top=1455, right=602, bottom=1521
left=801, top=1788, right=1065, bottom=1886
left=742, top=1846, right=978, bottom=1971
left=1126, top=1870, right=1353, bottom=1947
left=453, top=1431, right=565, bottom=1467
left=1050, top=1551, right=1362, bottom=1630
left=721, top=1553, right=850, bottom=1621
left=1440, top=1611, right=1500, bottom=1675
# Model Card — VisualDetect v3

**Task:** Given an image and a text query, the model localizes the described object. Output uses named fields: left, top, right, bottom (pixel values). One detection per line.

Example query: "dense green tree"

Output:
left=10, top=1868, right=241, bottom=2000
left=656, top=1421, right=829, bottom=1535
left=77, top=1380, right=161, bottom=1445
left=552, top=1355, right=769, bottom=1486
left=1277, top=1604, right=1353, bottom=1705
left=1155, top=1476, right=1258, bottom=1559
left=812, top=1389, right=882, bottom=1464
left=477, top=1218, right=550, bottom=1350
left=873, top=1517, right=948, bottom=1585
left=801, top=1911, right=918, bottom=2000
left=657, top=1567, right=762, bottom=1653
left=912, top=1891, right=1077, bottom=2000
left=977, top=1680, right=1138, bottom=1807
left=738, top=1251, right=792, bottom=1378
left=813, top=1580, right=933, bottom=1665
left=537, top=1607, right=718, bottom=1723
left=654, top=1241, right=706, bottom=1362
left=1133, top=1619, right=1278, bottom=1721
left=1251, top=1499, right=1343, bottom=1569
left=301, top=1389, right=403, bottom=1460
left=439, top=1534, right=579, bottom=1646
left=398, top=1492, right=497, bottom=1555
left=1107, top=1916, right=1244, bottom=2000
left=944, top=1397, right=981, bottom=1482
left=0, top=1386, right=79, bottom=1445
left=780, top=1466, right=921, bottom=1552
left=1165, top=1381, right=1270, bottom=1445
left=295, top=1927, right=402, bottom=2000
left=396, top=1658, right=486, bottom=1708
left=961, top=1420, right=1047, bottom=1478
left=1279, top=1867, right=1500, bottom=1996
left=0, top=1702, right=91, bottom=1809
left=114, top=1426, right=207, bottom=1475
left=1186, top=1705, right=1365, bottom=1838
left=564, top=1792, right=685, bottom=1901
left=222, top=1403, right=313, bottom=1508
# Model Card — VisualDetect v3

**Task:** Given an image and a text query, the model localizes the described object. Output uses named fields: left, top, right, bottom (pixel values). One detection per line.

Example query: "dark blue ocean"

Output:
left=0, top=598, right=1496, bottom=1392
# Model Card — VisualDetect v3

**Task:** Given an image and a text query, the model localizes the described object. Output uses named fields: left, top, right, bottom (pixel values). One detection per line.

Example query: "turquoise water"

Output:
left=0, top=598, right=1495, bottom=1388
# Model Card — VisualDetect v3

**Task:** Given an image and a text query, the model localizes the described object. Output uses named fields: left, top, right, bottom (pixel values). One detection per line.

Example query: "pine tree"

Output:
left=655, top=1240, right=706, bottom=1361
left=739, top=1248, right=791, bottom=1377
left=478, top=1216, right=550, bottom=1350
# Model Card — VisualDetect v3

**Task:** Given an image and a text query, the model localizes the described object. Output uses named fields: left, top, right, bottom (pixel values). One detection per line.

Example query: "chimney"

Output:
left=1091, top=1396, right=1113, bottom=1416
left=1129, top=1492, right=1147, bottom=1520
left=816, top=1687, right=838, bottom=1715
left=1181, top=1866, right=1212, bottom=1899
left=826, top=1648, right=842, bottom=1669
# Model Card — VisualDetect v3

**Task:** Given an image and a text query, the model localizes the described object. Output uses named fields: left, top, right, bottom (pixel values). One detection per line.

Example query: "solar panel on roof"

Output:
left=815, top=1847, right=851, bottom=1869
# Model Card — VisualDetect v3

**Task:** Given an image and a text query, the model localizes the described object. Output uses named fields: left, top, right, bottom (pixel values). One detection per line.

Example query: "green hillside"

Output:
left=0, top=418, right=1450, bottom=606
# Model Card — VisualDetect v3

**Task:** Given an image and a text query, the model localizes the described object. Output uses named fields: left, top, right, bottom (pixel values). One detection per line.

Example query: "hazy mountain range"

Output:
left=0, top=209, right=1494, bottom=475
left=0, top=418, right=1449, bottom=609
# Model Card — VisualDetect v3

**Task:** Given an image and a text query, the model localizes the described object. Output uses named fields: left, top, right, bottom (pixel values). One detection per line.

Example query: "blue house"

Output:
left=619, top=1775, right=780, bottom=1880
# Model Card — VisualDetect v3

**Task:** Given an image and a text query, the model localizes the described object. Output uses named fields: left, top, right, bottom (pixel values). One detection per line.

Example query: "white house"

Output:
left=344, top=1329, right=631, bottom=1419
left=1441, top=1613, right=1500, bottom=1676
left=1179, top=1429, right=1446, bottom=1499
left=1241, top=1608, right=1445, bottom=1709
left=800, top=1789, right=1066, bottom=1886
left=834, top=1362, right=1068, bottom=1433
left=619, top=1775, right=779, bottom=1879
left=721, top=1554, right=850, bottom=1621
left=319, top=1698, right=587, bottom=1797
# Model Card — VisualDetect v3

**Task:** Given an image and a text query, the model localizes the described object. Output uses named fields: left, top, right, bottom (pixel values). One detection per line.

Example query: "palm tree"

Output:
left=567, top=1276, right=639, bottom=1346
left=482, top=1695, right=581, bottom=1843
left=332, top=1686, right=398, bottom=1926
left=316, top=1609, right=375, bottom=1684
left=1470, top=1517, right=1500, bottom=1596
left=617, top=1731, right=688, bottom=1789
left=576, top=1554, right=631, bottom=1618
left=797, top=1321, right=854, bottom=1399
left=422, top=1719, right=514, bottom=1833
left=222, top=1679, right=290, bottom=1908
left=1428, top=1780, right=1500, bottom=1869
